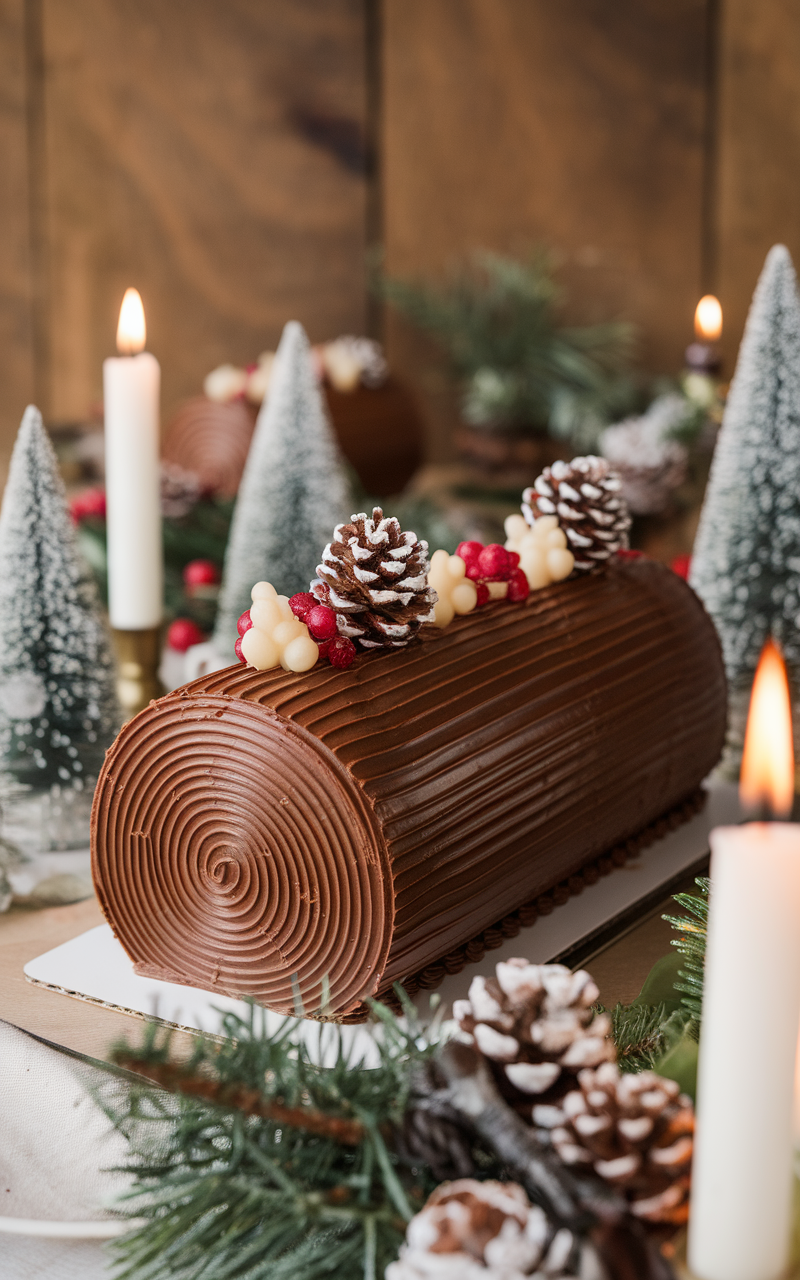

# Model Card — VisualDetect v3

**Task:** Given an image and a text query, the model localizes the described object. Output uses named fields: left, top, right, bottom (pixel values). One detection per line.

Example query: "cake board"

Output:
left=23, top=778, right=741, bottom=1058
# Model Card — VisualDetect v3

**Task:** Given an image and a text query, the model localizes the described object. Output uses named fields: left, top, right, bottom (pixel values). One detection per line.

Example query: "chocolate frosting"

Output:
left=91, top=559, right=726, bottom=1018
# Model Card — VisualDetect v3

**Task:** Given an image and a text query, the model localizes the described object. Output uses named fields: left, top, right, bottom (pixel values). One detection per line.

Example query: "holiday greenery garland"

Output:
left=101, top=998, right=442, bottom=1280
left=382, top=251, right=635, bottom=448
left=93, top=880, right=711, bottom=1280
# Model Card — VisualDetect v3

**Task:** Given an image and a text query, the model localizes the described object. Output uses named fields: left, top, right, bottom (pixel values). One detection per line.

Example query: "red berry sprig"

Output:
left=235, top=608, right=254, bottom=663
left=238, top=595, right=356, bottom=670
left=455, top=540, right=529, bottom=606
left=289, top=591, right=317, bottom=621
left=183, top=559, right=221, bottom=588
left=167, top=618, right=206, bottom=652
left=305, top=604, right=338, bottom=642
left=326, top=636, right=356, bottom=669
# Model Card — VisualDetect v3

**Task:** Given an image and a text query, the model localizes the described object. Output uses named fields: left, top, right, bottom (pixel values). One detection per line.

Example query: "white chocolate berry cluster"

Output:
left=504, top=514, right=574, bottom=590
left=240, top=582, right=319, bottom=673
left=428, top=550, right=478, bottom=628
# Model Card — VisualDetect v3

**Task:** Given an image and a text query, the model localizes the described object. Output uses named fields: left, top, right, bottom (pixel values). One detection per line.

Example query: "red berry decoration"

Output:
left=289, top=591, right=316, bottom=621
left=475, top=583, right=490, bottom=607
left=506, top=567, right=530, bottom=603
left=477, top=543, right=510, bottom=580
left=234, top=637, right=246, bottom=663
left=183, top=559, right=221, bottom=588
left=69, top=487, right=107, bottom=523
left=237, top=609, right=253, bottom=637
left=506, top=549, right=520, bottom=569
left=167, top=618, right=206, bottom=653
left=465, top=560, right=483, bottom=582
left=616, top=548, right=646, bottom=563
left=306, top=604, right=338, bottom=641
left=456, top=540, right=483, bottom=565
left=670, top=552, right=691, bottom=579
left=316, top=640, right=332, bottom=661
left=327, top=636, right=356, bottom=669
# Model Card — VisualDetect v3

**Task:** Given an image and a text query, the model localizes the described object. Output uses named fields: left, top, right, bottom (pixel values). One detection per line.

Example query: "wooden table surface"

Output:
left=0, top=896, right=176, bottom=1062
left=0, top=884, right=691, bottom=1066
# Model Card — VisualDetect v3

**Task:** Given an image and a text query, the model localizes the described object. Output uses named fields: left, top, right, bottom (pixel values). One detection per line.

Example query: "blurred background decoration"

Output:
left=0, top=0, right=798, bottom=658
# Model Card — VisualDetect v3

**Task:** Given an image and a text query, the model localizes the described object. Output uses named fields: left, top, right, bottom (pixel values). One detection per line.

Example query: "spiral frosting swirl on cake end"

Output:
left=91, top=695, right=392, bottom=1016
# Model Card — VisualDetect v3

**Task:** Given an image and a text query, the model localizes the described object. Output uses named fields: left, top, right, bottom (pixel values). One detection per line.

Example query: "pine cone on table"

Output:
left=385, top=1179, right=582, bottom=1280
left=311, top=507, right=437, bottom=649
left=453, top=960, right=615, bottom=1112
left=523, top=456, right=631, bottom=571
left=540, top=1061, right=694, bottom=1226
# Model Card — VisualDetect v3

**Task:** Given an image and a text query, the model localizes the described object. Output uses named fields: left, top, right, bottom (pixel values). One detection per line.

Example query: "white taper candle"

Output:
left=103, top=289, right=163, bottom=630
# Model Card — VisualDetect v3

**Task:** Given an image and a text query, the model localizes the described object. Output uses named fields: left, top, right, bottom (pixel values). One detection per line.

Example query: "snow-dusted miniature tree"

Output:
left=213, top=321, right=352, bottom=657
left=691, top=246, right=800, bottom=687
left=0, top=408, right=118, bottom=850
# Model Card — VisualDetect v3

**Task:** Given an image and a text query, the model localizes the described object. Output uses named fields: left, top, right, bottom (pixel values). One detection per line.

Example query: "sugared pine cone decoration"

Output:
left=386, top=1179, right=581, bottom=1280
left=453, top=960, right=614, bottom=1110
left=537, top=1061, right=694, bottom=1226
left=311, top=507, right=437, bottom=649
left=523, top=457, right=631, bottom=571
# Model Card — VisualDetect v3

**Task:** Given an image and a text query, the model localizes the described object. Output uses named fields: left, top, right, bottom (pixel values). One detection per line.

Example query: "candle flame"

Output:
left=116, top=288, right=146, bottom=355
left=740, top=638, right=795, bottom=817
left=694, top=294, right=722, bottom=342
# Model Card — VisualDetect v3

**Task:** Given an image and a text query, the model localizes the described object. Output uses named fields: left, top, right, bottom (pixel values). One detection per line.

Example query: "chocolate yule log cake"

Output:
left=92, top=519, right=726, bottom=1019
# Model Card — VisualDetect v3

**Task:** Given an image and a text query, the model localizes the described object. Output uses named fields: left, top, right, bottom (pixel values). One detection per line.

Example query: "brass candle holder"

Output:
left=112, top=626, right=165, bottom=721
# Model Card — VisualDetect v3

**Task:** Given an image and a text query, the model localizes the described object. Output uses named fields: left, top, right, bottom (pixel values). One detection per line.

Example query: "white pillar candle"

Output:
left=689, top=639, right=800, bottom=1280
left=103, top=289, right=163, bottom=630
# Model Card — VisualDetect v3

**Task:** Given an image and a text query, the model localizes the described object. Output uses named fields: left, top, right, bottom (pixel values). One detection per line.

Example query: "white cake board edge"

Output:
left=24, top=779, right=741, bottom=1058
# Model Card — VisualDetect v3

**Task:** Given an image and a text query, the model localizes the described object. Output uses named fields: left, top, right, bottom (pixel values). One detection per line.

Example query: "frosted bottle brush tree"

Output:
left=690, top=245, right=800, bottom=766
left=213, top=321, right=352, bottom=657
left=0, top=407, right=118, bottom=857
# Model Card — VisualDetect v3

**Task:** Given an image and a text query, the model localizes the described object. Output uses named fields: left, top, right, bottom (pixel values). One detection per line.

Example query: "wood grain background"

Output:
left=0, top=0, right=797, bottom=476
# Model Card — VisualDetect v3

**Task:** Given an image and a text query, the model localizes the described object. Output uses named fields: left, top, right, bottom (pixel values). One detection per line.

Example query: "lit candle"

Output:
left=685, top=294, right=723, bottom=373
left=694, top=295, right=723, bottom=343
left=689, top=640, right=800, bottom=1280
left=103, top=289, right=163, bottom=629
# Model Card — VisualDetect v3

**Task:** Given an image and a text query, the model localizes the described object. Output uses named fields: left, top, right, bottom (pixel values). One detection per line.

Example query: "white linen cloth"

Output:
left=0, top=1019, right=130, bottom=1278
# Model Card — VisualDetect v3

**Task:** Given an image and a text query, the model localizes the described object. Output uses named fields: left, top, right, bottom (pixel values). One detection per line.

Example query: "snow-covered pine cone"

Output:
left=311, top=507, right=437, bottom=649
left=523, top=457, right=631, bottom=571
left=453, top=960, right=614, bottom=1111
left=385, top=1179, right=582, bottom=1280
left=538, top=1061, right=694, bottom=1226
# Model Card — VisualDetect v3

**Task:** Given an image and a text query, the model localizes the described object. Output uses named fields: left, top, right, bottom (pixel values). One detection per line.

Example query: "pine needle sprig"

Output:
left=663, top=876, right=709, bottom=1022
left=605, top=1003, right=692, bottom=1075
left=98, top=998, right=442, bottom=1280
left=380, top=250, right=635, bottom=447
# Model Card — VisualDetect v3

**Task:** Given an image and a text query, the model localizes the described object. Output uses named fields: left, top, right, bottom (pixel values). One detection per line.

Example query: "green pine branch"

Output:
left=603, top=1002, right=691, bottom=1075
left=98, top=996, right=443, bottom=1280
left=380, top=250, right=636, bottom=446
left=662, top=876, right=709, bottom=1023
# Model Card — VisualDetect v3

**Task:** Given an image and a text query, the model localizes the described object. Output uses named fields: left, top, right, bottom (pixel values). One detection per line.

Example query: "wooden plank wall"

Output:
left=0, top=0, right=35, bottom=478
left=715, top=0, right=800, bottom=370
left=381, top=0, right=712, bottom=461
left=0, top=1, right=799, bottom=477
left=11, top=0, right=369, bottom=439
